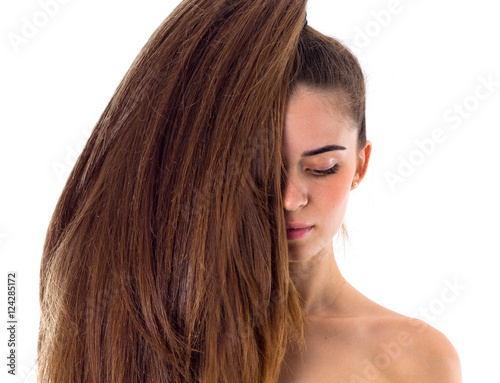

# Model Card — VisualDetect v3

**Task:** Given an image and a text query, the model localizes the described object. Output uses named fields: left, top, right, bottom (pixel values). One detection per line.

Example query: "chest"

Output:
left=276, top=319, right=396, bottom=383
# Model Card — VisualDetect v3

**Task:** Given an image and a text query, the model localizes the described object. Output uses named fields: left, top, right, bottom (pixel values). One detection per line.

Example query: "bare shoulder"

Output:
left=346, top=286, right=462, bottom=382
left=287, top=288, right=462, bottom=383
left=377, top=316, right=462, bottom=382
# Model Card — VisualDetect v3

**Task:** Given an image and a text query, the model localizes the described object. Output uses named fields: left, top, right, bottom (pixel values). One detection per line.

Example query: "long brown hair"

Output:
left=36, top=0, right=367, bottom=382
left=37, top=1, right=307, bottom=382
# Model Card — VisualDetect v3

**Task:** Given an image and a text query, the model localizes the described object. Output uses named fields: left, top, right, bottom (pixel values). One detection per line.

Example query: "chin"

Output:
left=287, top=244, right=316, bottom=262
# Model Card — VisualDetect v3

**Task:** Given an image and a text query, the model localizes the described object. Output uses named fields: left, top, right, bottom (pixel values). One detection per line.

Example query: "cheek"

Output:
left=314, top=172, right=352, bottom=211
left=312, top=186, right=349, bottom=231
left=314, top=178, right=351, bottom=237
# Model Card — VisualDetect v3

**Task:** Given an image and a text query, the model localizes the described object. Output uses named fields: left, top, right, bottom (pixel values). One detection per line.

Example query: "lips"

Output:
left=285, top=222, right=313, bottom=230
left=286, top=225, right=313, bottom=240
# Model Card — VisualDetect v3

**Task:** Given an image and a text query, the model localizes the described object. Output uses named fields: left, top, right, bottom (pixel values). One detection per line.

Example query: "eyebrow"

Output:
left=301, top=144, right=347, bottom=157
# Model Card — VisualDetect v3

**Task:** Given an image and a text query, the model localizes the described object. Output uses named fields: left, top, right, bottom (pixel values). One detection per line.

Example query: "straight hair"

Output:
left=37, top=1, right=308, bottom=382
left=36, top=0, right=367, bottom=382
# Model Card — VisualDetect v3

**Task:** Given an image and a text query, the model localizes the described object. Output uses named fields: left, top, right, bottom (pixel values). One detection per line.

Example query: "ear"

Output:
left=352, top=140, right=372, bottom=187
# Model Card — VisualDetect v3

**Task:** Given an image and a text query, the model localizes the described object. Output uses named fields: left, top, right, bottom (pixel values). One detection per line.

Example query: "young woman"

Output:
left=36, top=0, right=461, bottom=382
left=276, top=30, right=461, bottom=382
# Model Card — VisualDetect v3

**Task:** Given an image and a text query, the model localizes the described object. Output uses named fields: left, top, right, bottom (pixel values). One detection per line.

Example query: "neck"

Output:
left=288, top=243, right=347, bottom=317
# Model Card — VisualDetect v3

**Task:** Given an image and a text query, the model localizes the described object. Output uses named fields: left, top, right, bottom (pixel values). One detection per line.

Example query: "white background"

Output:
left=1, top=0, right=499, bottom=381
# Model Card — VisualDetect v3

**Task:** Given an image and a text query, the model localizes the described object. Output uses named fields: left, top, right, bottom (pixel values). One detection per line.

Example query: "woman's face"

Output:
left=282, top=84, right=370, bottom=262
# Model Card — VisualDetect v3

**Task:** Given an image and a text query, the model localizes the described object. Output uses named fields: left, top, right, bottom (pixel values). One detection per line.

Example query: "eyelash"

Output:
left=310, top=164, right=340, bottom=177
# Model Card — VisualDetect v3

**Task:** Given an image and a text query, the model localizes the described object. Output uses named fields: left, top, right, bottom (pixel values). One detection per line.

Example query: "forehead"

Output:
left=283, top=86, right=356, bottom=155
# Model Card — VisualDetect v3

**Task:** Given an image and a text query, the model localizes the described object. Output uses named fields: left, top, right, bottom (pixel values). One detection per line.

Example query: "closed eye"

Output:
left=310, top=164, right=340, bottom=177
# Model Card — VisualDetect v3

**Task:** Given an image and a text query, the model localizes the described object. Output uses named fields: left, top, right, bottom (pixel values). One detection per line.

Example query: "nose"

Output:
left=282, top=171, right=308, bottom=211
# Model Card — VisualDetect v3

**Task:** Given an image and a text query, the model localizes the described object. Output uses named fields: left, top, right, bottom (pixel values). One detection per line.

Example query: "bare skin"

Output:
left=277, top=85, right=462, bottom=382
